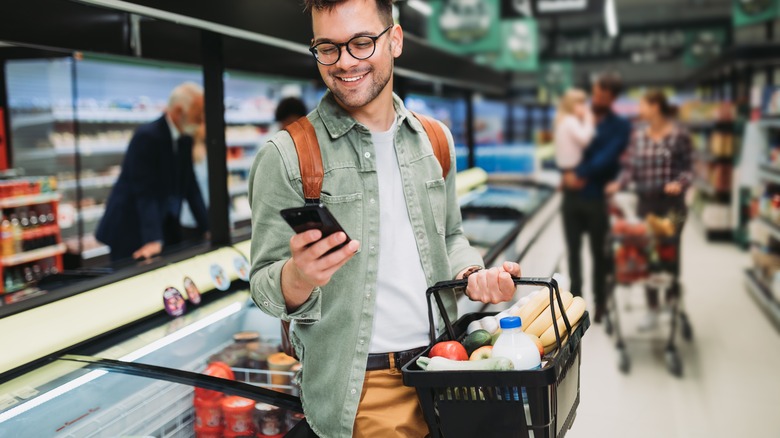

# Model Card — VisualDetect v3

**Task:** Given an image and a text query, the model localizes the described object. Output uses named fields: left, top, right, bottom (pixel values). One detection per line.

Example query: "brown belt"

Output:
left=366, top=346, right=427, bottom=371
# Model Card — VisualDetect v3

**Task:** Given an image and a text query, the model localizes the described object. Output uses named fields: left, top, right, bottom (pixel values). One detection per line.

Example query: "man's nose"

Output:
left=335, top=45, right=360, bottom=71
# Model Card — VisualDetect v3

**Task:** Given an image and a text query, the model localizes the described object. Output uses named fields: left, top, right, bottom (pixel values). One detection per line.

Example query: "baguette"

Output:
left=540, top=296, right=586, bottom=347
left=517, top=288, right=560, bottom=330
left=524, top=291, right=574, bottom=338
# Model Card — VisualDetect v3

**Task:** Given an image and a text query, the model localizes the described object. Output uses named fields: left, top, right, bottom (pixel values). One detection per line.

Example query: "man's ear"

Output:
left=390, top=24, right=403, bottom=58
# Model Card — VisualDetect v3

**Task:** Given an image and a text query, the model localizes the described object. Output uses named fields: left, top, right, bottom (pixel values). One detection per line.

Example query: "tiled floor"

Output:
left=564, top=218, right=780, bottom=438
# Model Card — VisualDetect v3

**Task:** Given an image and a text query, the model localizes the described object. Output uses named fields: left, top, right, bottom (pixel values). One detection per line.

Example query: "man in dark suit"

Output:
left=96, top=82, right=209, bottom=262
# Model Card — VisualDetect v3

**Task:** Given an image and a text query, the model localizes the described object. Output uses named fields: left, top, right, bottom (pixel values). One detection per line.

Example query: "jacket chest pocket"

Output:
left=320, top=192, right=363, bottom=242
left=425, top=178, right=446, bottom=236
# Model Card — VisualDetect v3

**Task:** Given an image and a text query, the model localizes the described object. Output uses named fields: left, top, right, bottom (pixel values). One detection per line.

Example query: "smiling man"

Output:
left=248, top=1, right=521, bottom=436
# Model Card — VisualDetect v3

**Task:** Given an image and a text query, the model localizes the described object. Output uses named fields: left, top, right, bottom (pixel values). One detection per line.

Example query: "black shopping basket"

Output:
left=402, top=277, right=590, bottom=438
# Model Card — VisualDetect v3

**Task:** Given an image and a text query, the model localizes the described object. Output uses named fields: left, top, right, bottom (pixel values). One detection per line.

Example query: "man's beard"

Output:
left=327, top=62, right=392, bottom=110
left=592, top=103, right=611, bottom=117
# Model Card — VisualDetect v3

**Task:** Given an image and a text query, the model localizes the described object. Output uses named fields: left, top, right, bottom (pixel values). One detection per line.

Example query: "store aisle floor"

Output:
left=565, top=218, right=780, bottom=438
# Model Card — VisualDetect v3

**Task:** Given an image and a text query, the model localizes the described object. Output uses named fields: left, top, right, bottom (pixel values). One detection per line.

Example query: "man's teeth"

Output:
left=339, top=75, right=364, bottom=82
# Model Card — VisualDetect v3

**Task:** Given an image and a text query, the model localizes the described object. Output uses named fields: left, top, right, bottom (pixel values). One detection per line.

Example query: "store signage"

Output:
left=545, top=26, right=728, bottom=62
left=733, top=0, right=780, bottom=28
left=683, top=28, right=727, bottom=67
left=495, top=19, right=540, bottom=71
left=428, top=0, right=503, bottom=54
left=538, top=61, right=573, bottom=98
left=501, top=0, right=603, bottom=18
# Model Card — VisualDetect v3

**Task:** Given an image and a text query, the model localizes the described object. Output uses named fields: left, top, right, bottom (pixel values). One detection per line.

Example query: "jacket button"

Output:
left=351, top=388, right=357, bottom=395
left=364, top=152, right=371, bottom=158
left=263, top=301, right=269, bottom=306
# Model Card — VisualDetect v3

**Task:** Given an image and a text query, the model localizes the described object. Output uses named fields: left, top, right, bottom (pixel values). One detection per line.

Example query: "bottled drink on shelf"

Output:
left=1, top=217, right=13, bottom=257
left=29, top=210, right=38, bottom=228
left=10, top=215, right=22, bottom=254
left=19, top=211, right=29, bottom=230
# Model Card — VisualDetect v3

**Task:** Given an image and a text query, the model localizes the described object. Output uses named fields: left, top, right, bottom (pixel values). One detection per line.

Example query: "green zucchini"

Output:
left=416, top=356, right=514, bottom=371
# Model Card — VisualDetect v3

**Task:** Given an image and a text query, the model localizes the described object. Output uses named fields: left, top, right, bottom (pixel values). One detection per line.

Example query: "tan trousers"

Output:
left=353, top=368, right=429, bottom=438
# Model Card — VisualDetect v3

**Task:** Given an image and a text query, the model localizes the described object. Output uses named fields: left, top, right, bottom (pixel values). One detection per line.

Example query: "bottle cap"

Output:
left=499, top=316, right=521, bottom=329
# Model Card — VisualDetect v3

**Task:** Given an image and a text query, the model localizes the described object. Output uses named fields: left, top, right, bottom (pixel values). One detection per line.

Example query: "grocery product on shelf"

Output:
left=0, top=177, right=64, bottom=295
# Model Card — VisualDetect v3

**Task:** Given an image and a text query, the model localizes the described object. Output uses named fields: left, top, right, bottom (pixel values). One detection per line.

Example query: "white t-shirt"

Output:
left=369, top=119, right=431, bottom=353
left=554, top=114, right=595, bottom=170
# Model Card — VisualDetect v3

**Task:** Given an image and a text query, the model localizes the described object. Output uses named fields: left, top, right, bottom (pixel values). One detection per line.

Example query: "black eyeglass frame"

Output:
left=309, top=25, right=394, bottom=66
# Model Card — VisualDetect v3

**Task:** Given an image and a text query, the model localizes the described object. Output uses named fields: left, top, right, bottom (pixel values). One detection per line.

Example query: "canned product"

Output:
left=254, top=403, right=286, bottom=436
left=222, top=396, right=256, bottom=436
left=194, top=396, right=223, bottom=429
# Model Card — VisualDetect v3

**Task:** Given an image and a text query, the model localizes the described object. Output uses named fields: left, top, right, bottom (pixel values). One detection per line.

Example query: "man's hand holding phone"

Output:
left=280, top=205, right=360, bottom=311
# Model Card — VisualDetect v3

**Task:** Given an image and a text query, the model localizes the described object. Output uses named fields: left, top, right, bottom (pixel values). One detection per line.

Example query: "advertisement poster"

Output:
left=496, top=19, right=539, bottom=71
left=683, top=28, right=727, bottom=67
left=539, top=61, right=574, bottom=99
left=429, top=0, right=502, bottom=54
left=733, top=0, right=780, bottom=28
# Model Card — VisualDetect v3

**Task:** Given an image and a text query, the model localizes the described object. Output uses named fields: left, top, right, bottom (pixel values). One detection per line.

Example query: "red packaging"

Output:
left=195, top=426, right=224, bottom=438
left=222, top=396, right=256, bottom=437
left=195, top=361, right=235, bottom=400
left=194, top=396, right=223, bottom=429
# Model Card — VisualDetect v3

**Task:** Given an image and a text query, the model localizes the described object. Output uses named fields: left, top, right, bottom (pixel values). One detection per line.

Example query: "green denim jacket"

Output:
left=248, top=91, right=483, bottom=438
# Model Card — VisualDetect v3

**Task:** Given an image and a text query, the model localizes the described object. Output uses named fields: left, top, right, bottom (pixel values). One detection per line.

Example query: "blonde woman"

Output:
left=554, top=88, right=595, bottom=172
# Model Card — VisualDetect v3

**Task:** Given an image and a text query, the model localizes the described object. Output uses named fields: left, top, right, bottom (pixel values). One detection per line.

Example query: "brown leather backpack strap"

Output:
left=284, top=116, right=324, bottom=203
left=412, top=111, right=451, bottom=179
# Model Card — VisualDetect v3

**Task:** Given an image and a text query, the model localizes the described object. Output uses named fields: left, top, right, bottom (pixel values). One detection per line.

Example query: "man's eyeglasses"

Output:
left=309, top=25, right=394, bottom=66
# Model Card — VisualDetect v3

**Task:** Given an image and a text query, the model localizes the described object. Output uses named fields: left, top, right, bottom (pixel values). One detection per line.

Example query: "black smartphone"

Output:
left=280, top=203, right=351, bottom=255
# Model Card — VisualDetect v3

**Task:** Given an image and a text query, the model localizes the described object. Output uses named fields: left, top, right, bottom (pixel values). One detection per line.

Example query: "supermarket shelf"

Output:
left=227, top=157, right=255, bottom=171
left=82, top=244, right=111, bottom=260
left=0, top=193, right=61, bottom=209
left=232, top=211, right=252, bottom=223
left=694, top=150, right=733, bottom=164
left=17, top=142, right=128, bottom=160
left=228, top=186, right=248, bottom=197
left=694, top=179, right=731, bottom=203
left=0, top=243, right=66, bottom=267
left=22, top=225, right=60, bottom=240
left=227, top=137, right=264, bottom=148
left=53, top=108, right=159, bottom=124
left=759, top=217, right=780, bottom=243
left=11, top=113, right=56, bottom=128
left=685, top=120, right=735, bottom=131
left=78, top=205, right=105, bottom=223
left=744, top=269, right=780, bottom=332
left=759, top=165, right=780, bottom=185
left=58, top=175, right=118, bottom=191
left=225, top=113, right=274, bottom=125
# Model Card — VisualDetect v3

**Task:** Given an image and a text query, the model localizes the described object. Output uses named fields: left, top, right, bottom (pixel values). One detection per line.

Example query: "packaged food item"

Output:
left=221, top=396, right=256, bottom=437
left=286, top=411, right=306, bottom=432
left=255, top=403, right=286, bottom=437
left=194, top=361, right=235, bottom=400
left=233, top=331, right=261, bottom=344
left=194, top=396, right=223, bottom=429
left=267, top=353, right=298, bottom=391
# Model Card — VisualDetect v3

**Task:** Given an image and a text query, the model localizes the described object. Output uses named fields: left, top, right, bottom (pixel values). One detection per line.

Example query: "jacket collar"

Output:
left=316, top=90, right=419, bottom=139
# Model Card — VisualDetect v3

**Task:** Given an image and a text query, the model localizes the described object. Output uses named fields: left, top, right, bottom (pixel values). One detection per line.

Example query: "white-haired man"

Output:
left=97, top=82, right=209, bottom=261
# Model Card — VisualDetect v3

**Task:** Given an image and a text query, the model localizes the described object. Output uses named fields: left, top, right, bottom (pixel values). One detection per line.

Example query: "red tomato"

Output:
left=429, top=341, right=469, bottom=361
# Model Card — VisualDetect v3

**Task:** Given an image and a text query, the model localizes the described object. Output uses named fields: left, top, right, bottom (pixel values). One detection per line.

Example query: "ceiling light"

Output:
left=605, top=0, right=619, bottom=38
left=409, top=0, right=433, bottom=16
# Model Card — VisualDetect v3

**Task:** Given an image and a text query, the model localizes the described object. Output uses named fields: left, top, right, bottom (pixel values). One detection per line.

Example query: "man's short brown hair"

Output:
left=304, top=0, right=395, bottom=26
left=594, top=72, right=624, bottom=98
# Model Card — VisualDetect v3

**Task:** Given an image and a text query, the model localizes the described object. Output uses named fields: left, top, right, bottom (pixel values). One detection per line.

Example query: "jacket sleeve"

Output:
left=439, top=122, right=484, bottom=279
left=617, top=130, right=638, bottom=190
left=248, top=136, right=322, bottom=323
left=127, top=131, right=165, bottom=245
left=674, top=131, right=694, bottom=190
left=576, top=118, right=631, bottom=180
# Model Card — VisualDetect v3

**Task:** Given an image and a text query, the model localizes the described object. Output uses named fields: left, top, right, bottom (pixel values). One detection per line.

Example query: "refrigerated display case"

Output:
left=5, top=54, right=324, bottom=263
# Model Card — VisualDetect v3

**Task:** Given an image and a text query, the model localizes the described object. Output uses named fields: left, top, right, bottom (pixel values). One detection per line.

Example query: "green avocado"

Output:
left=463, top=329, right=493, bottom=355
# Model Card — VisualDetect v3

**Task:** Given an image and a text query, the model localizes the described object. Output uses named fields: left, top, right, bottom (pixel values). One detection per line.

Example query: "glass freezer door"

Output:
left=0, top=355, right=312, bottom=437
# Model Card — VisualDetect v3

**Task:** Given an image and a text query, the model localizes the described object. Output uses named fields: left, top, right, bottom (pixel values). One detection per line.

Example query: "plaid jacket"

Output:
left=617, top=125, right=693, bottom=194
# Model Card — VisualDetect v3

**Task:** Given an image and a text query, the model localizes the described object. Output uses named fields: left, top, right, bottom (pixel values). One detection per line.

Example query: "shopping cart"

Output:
left=603, top=206, right=694, bottom=377
left=402, top=277, right=589, bottom=438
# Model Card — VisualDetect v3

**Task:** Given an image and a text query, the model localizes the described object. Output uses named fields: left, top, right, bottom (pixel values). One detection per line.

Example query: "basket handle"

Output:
left=426, top=277, right=573, bottom=350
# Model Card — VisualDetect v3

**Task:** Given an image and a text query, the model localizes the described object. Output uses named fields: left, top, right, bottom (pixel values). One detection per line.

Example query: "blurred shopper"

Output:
left=562, top=73, right=631, bottom=323
left=180, top=124, right=209, bottom=242
left=608, top=90, right=693, bottom=330
left=96, top=82, right=208, bottom=261
left=275, top=96, right=308, bottom=129
left=248, top=0, right=521, bottom=436
left=554, top=88, right=595, bottom=171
